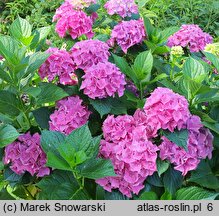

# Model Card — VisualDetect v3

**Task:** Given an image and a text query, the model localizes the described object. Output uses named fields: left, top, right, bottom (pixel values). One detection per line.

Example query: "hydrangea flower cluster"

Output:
left=80, top=62, right=126, bottom=99
left=65, top=0, right=96, bottom=10
left=144, top=87, right=191, bottom=133
left=4, top=133, right=50, bottom=177
left=39, top=48, right=77, bottom=85
left=167, top=24, right=213, bottom=52
left=53, top=2, right=94, bottom=39
left=96, top=115, right=158, bottom=197
left=104, top=0, right=138, bottom=18
left=170, top=46, right=184, bottom=57
left=49, top=96, right=91, bottom=135
left=110, top=19, right=146, bottom=53
left=71, top=39, right=110, bottom=71
left=159, top=115, right=213, bottom=175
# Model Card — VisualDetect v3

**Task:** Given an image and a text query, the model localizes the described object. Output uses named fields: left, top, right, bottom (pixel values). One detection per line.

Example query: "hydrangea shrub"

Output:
left=0, top=0, right=219, bottom=201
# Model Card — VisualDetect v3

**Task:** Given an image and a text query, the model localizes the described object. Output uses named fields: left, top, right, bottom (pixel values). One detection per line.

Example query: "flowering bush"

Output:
left=0, top=0, right=219, bottom=201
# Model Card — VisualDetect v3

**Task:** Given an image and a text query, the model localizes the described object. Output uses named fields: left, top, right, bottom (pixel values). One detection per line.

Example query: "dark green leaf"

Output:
left=41, top=130, right=65, bottom=154
left=0, top=124, right=19, bottom=147
left=147, top=172, right=163, bottom=187
left=163, top=167, right=183, bottom=195
left=37, top=170, right=89, bottom=200
left=112, top=54, right=135, bottom=81
left=189, top=160, right=219, bottom=189
left=0, top=90, right=22, bottom=118
left=32, top=107, right=52, bottom=129
left=4, top=168, right=23, bottom=187
left=164, top=129, right=189, bottom=151
left=105, top=191, right=128, bottom=200
left=89, top=98, right=112, bottom=118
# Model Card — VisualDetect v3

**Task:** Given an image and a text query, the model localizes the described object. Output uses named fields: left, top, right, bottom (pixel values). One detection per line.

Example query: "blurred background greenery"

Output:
left=0, top=0, right=218, bottom=40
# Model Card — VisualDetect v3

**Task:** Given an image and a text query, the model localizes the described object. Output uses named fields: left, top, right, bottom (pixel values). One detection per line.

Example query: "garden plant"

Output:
left=0, top=0, right=219, bottom=200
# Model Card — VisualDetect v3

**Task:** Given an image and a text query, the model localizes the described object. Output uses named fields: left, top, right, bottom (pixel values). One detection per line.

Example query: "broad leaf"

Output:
left=9, top=17, right=32, bottom=45
left=77, top=158, right=116, bottom=179
left=112, top=54, right=135, bottom=82
left=156, top=159, right=170, bottom=177
left=41, top=130, right=65, bottom=154
left=164, top=129, right=189, bottom=151
left=65, top=124, right=92, bottom=153
left=132, top=50, right=153, bottom=83
left=0, top=124, right=19, bottom=147
left=163, top=167, right=183, bottom=195
left=0, top=90, right=22, bottom=118
left=32, top=107, right=53, bottom=129
left=37, top=170, right=89, bottom=200
left=36, top=83, right=68, bottom=105
left=183, top=57, right=207, bottom=83
left=176, top=186, right=219, bottom=200
left=188, top=161, right=219, bottom=189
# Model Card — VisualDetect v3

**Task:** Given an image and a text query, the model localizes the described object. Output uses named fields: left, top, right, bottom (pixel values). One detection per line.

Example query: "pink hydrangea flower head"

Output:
left=4, top=132, right=50, bottom=177
left=167, top=24, right=213, bottom=52
left=102, top=115, right=135, bottom=143
left=49, top=96, right=91, bottom=135
left=53, top=6, right=94, bottom=40
left=65, top=0, right=96, bottom=10
left=133, top=109, right=160, bottom=138
left=144, top=87, right=191, bottom=132
left=104, top=0, right=138, bottom=18
left=71, top=39, right=110, bottom=71
left=53, top=1, right=73, bottom=22
left=39, top=48, right=77, bottom=85
left=96, top=115, right=158, bottom=197
left=111, top=19, right=146, bottom=53
left=80, top=62, right=126, bottom=99
left=159, top=115, right=214, bottom=175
